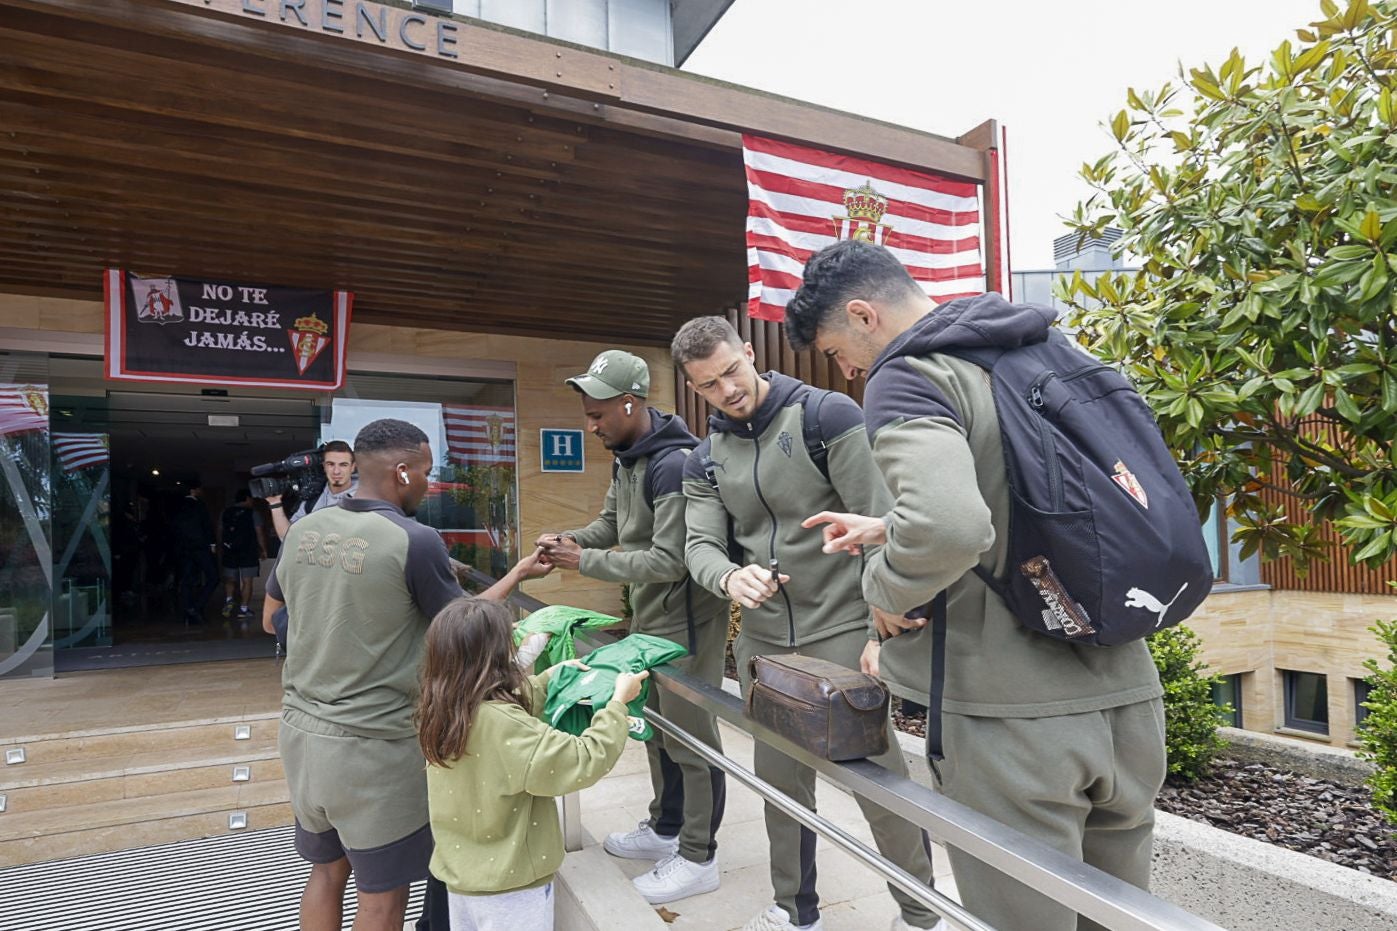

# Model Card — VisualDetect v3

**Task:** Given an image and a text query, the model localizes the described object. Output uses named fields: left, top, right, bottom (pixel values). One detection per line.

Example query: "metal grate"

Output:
left=0, top=826, right=426, bottom=931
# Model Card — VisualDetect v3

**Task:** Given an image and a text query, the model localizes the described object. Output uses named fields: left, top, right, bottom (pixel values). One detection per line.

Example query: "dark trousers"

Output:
left=177, top=545, right=218, bottom=618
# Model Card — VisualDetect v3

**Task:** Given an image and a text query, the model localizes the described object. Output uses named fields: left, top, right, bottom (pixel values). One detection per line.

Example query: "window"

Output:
left=1283, top=670, right=1329, bottom=735
left=1210, top=673, right=1243, bottom=728
left=1201, top=498, right=1229, bottom=581
left=1355, top=679, right=1374, bottom=730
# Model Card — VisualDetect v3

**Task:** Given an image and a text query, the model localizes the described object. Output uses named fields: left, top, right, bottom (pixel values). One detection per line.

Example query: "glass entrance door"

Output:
left=0, top=351, right=54, bottom=679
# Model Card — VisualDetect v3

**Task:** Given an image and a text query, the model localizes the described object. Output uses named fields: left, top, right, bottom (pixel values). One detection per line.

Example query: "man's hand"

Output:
left=539, top=534, right=582, bottom=571
left=801, top=511, right=887, bottom=555
left=723, top=564, right=791, bottom=610
left=860, top=639, right=881, bottom=677
left=871, top=605, right=926, bottom=639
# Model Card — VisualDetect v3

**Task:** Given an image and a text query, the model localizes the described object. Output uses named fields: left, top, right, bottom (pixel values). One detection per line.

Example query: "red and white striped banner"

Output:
left=443, top=404, right=516, bottom=467
left=742, top=134, right=984, bottom=322
left=53, top=432, right=110, bottom=472
left=0, top=384, right=49, bottom=438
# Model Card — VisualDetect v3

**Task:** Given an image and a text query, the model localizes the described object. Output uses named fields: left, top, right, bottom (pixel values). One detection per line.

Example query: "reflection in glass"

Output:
left=0, top=364, right=55, bottom=679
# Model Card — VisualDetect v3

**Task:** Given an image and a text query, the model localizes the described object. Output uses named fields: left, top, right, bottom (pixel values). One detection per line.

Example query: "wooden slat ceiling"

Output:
left=0, top=1, right=751, bottom=343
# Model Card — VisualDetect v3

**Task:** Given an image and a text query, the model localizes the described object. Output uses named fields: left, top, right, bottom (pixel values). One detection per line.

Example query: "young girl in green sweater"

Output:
left=417, top=596, right=647, bottom=931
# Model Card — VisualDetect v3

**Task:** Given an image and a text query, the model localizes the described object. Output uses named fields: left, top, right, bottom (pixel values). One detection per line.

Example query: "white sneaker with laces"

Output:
left=631, top=852, right=720, bottom=904
left=891, top=916, right=947, bottom=931
left=602, top=820, right=680, bottom=860
left=741, top=903, right=823, bottom=931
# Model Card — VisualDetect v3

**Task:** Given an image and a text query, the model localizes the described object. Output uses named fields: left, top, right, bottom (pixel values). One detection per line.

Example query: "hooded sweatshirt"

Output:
left=568, top=409, right=728, bottom=650
left=862, top=294, right=1162, bottom=717
left=683, top=371, right=892, bottom=647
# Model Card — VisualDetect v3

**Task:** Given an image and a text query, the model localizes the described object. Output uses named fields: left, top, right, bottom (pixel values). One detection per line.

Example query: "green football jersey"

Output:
left=543, top=634, right=687, bottom=741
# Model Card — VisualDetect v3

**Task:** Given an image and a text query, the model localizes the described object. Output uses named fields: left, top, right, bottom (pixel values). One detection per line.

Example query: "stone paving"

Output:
left=578, top=718, right=959, bottom=930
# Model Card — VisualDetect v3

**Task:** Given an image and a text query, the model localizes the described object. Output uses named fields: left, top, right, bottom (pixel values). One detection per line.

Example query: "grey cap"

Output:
left=566, top=350, right=650, bottom=399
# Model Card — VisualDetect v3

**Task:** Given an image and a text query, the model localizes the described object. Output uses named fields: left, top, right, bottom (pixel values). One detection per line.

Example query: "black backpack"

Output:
left=919, top=329, right=1213, bottom=766
left=945, top=329, right=1213, bottom=646
left=220, top=506, right=255, bottom=554
left=612, top=445, right=690, bottom=513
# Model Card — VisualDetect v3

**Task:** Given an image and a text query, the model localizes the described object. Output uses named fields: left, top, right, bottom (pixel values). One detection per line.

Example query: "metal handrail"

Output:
left=466, top=569, right=1224, bottom=931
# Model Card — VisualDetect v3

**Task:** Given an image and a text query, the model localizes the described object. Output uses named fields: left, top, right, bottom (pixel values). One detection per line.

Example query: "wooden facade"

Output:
left=1254, top=420, right=1397, bottom=594
left=0, top=0, right=998, bottom=347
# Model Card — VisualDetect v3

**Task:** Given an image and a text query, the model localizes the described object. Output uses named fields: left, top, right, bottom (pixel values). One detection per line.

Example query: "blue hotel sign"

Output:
left=540, top=429, right=585, bottom=473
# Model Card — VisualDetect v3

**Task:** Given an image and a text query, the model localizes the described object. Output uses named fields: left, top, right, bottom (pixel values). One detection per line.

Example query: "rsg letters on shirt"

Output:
left=295, top=530, right=369, bottom=574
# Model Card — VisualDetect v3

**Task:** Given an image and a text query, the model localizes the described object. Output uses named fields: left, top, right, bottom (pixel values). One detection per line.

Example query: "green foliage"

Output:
left=1059, top=0, right=1397, bottom=569
left=1148, top=626, right=1230, bottom=780
left=1357, top=611, right=1397, bottom=825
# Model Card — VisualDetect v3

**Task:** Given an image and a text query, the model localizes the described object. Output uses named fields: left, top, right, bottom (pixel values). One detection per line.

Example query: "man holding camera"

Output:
left=265, top=440, right=357, bottom=540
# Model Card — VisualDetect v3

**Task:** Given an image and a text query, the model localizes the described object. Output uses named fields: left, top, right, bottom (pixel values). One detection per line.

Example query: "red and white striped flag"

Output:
left=53, top=432, right=110, bottom=472
left=443, top=405, right=516, bottom=467
left=0, top=384, right=49, bottom=438
left=743, top=134, right=984, bottom=322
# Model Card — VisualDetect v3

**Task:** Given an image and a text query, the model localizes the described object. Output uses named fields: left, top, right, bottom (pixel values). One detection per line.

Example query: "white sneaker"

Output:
left=602, top=820, right=680, bottom=860
left=741, top=903, right=823, bottom=931
left=892, top=917, right=947, bottom=931
left=631, top=852, right=720, bottom=904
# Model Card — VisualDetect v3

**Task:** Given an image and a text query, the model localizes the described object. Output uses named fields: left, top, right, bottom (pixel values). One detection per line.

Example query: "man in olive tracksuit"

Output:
left=672, top=318, right=939, bottom=931
left=538, top=350, right=729, bottom=906
left=785, top=240, right=1166, bottom=931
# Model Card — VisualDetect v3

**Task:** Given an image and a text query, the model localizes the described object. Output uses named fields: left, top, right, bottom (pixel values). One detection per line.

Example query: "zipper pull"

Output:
left=1029, top=386, right=1044, bottom=409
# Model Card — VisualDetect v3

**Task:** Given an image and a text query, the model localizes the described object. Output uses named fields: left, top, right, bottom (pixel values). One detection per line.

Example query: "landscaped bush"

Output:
left=1149, top=626, right=1230, bottom=781
left=1357, top=616, right=1397, bottom=827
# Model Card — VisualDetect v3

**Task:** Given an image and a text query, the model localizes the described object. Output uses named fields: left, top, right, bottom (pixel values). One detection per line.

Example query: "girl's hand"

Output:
left=515, top=632, right=550, bottom=668
left=547, top=658, right=590, bottom=674
left=612, top=670, right=649, bottom=705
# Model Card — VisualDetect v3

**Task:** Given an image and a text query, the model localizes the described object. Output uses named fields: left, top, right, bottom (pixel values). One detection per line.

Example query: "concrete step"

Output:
left=0, top=712, right=291, bottom=867
left=0, top=713, right=281, bottom=765
left=0, top=779, right=293, bottom=867
left=0, top=747, right=283, bottom=812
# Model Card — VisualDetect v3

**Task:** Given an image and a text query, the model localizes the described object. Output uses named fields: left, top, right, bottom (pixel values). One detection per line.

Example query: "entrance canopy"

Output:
left=0, top=0, right=995, bottom=344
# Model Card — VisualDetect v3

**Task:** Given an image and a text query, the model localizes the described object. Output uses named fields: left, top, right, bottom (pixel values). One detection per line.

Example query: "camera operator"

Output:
left=265, top=440, right=356, bottom=540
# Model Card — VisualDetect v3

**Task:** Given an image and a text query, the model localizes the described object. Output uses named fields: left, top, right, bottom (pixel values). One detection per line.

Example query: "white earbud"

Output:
left=624, top=402, right=634, bottom=415
left=398, top=470, right=410, bottom=486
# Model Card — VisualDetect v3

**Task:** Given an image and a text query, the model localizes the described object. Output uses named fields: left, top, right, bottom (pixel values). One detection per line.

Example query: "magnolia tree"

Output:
left=1058, top=0, right=1397, bottom=568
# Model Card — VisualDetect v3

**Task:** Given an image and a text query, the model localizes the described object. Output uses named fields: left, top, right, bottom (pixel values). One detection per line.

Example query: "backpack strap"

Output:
left=641, top=446, right=685, bottom=513
left=801, top=389, right=832, bottom=482
left=926, top=590, right=949, bottom=778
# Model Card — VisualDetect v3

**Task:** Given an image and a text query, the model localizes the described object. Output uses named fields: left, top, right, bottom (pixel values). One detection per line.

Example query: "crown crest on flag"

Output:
left=842, top=181, right=888, bottom=224
left=293, top=313, right=329, bottom=336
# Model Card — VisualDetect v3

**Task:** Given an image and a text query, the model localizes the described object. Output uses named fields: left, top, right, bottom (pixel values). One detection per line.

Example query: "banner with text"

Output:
left=104, top=269, right=352, bottom=390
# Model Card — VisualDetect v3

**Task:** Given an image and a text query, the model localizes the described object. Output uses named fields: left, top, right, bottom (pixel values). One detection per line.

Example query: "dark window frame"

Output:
left=1210, top=673, right=1244, bottom=728
left=1282, top=670, right=1330, bottom=735
left=1355, top=678, right=1374, bottom=729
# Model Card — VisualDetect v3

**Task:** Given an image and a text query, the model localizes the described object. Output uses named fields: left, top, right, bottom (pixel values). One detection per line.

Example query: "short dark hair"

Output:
left=235, top=488, right=251, bottom=503
left=323, top=440, right=353, bottom=457
left=354, top=418, right=430, bottom=458
left=671, top=316, right=743, bottom=370
left=785, top=240, right=922, bottom=351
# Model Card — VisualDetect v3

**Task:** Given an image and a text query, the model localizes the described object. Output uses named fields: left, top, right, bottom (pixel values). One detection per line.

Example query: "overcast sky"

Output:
left=685, top=0, right=1323, bottom=270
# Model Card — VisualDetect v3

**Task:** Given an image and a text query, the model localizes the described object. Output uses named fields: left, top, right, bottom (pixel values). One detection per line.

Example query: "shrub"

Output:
left=1148, top=626, right=1230, bottom=781
left=1358, top=616, right=1397, bottom=826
